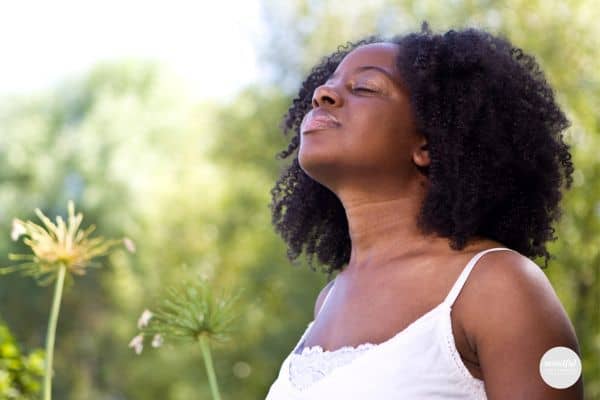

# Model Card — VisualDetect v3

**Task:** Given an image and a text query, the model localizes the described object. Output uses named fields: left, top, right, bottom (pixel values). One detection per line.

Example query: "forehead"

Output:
left=333, top=42, right=401, bottom=77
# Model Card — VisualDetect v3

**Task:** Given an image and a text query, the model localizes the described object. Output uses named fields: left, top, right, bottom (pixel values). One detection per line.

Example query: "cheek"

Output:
left=348, top=109, right=412, bottom=152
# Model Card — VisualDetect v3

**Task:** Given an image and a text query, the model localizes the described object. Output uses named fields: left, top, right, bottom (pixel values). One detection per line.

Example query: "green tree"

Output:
left=0, top=318, right=44, bottom=399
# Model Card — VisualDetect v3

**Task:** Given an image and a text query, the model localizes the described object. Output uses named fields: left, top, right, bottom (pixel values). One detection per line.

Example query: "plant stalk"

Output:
left=198, top=334, right=222, bottom=400
left=43, top=265, right=66, bottom=400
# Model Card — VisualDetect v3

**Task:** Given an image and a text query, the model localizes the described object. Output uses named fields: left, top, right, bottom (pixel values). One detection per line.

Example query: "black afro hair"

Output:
left=269, top=21, right=574, bottom=278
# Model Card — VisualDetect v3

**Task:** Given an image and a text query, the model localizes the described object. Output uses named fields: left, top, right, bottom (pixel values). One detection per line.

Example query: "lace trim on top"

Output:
left=297, top=341, right=377, bottom=355
left=288, top=341, right=375, bottom=391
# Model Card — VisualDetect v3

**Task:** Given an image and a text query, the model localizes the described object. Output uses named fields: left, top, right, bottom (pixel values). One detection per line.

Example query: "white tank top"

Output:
left=265, top=247, right=518, bottom=399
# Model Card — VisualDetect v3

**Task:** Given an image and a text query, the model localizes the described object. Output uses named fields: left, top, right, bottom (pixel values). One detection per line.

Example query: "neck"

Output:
left=339, top=181, right=446, bottom=272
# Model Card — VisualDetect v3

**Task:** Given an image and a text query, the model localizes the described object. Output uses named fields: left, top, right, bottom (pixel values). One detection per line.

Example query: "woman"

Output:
left=266, top=21, right=583, bottom=399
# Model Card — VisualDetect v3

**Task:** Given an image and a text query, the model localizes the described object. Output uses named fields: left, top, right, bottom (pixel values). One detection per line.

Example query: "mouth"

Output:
left=301, top=113, right=341, bottom=134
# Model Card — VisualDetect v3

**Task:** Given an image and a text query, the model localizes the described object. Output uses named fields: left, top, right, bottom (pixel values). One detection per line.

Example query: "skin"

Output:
left=299, top=42, right=584, bottom=399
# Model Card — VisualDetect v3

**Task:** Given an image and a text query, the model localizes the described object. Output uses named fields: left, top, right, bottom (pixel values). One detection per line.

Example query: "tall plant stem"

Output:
left=43, top=265, right=66, bottom=400
left=198, top=334, right=222, bottom=400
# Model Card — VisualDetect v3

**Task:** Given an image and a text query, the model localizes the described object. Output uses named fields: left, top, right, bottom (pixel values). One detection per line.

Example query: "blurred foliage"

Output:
left=0, top=318, right=44, bottom=399
left=0, top=0, right=597, bottom=399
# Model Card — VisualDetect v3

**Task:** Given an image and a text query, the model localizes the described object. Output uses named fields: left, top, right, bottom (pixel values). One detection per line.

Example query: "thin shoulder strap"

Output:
left=443, top=247, right=518, bottom=307
left=318, top=278, right=336, bottom=316
left=291, top=278, right=337, bottom=354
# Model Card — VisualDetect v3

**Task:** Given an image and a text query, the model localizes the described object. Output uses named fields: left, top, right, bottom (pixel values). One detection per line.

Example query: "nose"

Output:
left=312, top=83, right=343, bottom=108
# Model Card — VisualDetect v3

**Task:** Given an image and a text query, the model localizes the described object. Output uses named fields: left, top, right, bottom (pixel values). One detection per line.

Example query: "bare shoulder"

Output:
left=314, top=278, right=336, bottom=320
left=464, top=249, right=584, bottom=399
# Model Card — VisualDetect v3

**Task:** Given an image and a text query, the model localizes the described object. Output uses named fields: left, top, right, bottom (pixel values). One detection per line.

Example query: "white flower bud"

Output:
left=128, top=334, right=144, bottom=355
left=11, top=219, right=26, bottom=241
left=151, top=334, right=163, bottom=348
left=123, top=237, right=136, bottom=253
left=137, top=309, right=153, bottom=329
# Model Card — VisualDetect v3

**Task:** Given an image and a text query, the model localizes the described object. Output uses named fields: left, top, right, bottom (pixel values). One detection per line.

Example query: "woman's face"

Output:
left=298, top=42, right=427, bottom=194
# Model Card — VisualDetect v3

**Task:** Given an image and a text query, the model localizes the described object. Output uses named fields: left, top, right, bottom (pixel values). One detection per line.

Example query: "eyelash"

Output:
left=353, top=87, right=377, bottom=93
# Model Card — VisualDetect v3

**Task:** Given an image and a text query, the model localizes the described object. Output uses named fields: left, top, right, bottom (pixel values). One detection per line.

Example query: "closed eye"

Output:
left=353, top=87, right=377, bottom=93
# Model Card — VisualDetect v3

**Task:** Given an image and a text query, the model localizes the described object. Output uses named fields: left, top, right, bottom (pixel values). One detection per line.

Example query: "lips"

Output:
left=301, top=110, right=341, bottom=134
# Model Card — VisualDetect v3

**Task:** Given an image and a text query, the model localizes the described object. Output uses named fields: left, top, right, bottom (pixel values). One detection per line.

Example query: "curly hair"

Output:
left=269, top=21, right=574, bottom=277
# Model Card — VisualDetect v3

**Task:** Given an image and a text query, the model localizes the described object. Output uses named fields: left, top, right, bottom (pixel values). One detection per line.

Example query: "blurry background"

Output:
left=0, top=0, right=598, bottom=399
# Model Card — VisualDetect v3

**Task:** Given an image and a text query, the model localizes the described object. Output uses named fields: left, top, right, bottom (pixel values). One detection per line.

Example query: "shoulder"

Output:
left=467, top=249, right=569, bottom=323
left=314, top=278, right=336, bottom=319
left=464, top=248, right=583, bottom=398
left=466, top=249, right=558, bottom=309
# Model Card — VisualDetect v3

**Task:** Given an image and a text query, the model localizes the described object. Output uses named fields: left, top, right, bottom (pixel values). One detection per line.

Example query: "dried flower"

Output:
left=0, top=201, right=126, bottom=287
left=1, top=201, right=134, bottom=400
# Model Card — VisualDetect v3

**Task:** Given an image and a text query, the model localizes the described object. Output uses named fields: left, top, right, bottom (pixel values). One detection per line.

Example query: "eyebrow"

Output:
left=329, top=65, right=398, bottom=84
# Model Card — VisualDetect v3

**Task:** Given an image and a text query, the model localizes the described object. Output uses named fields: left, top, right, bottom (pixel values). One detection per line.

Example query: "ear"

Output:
left=412, top=137, right=430, bottom=168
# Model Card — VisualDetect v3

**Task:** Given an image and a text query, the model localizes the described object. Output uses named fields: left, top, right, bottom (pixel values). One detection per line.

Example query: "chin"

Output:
left=298, top=155, right=342, bottom=191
